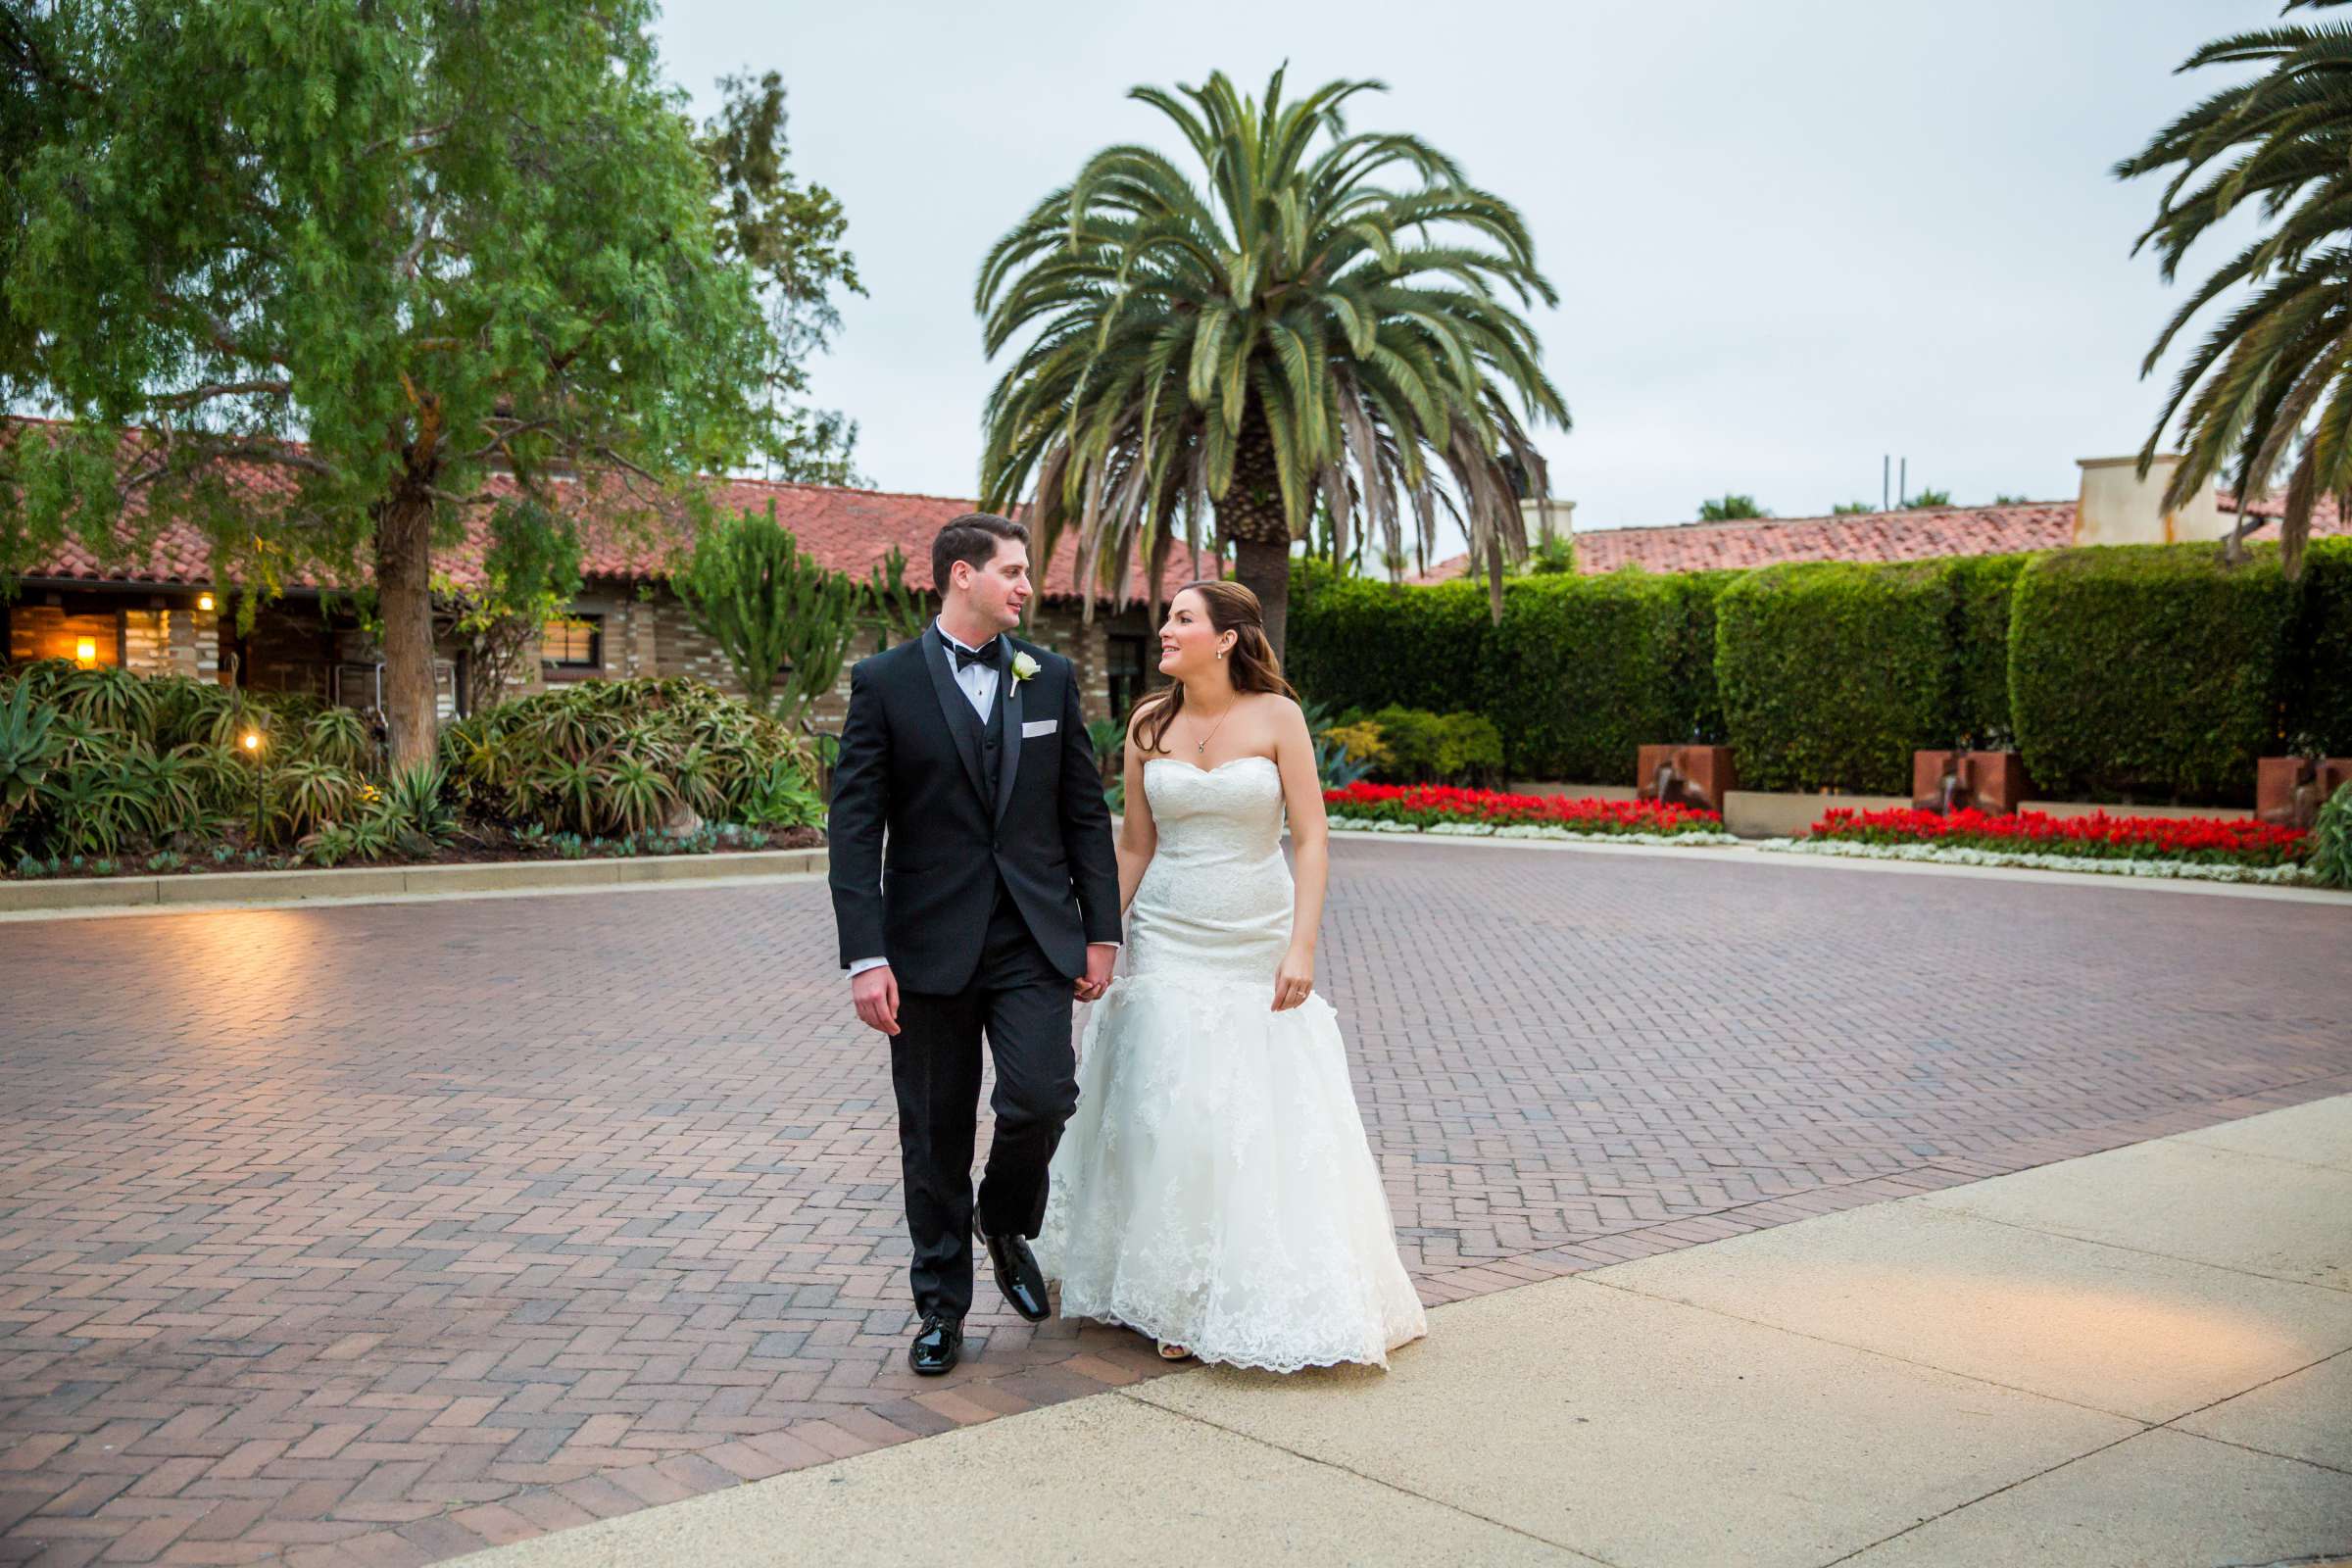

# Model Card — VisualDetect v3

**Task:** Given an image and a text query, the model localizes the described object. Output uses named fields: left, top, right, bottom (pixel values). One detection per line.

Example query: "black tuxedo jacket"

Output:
left=827, top=625, right=1122, bottom=994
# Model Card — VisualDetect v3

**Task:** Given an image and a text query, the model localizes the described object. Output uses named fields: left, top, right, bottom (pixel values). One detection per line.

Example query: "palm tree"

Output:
left=2117, top=0, right=2352, bottom=578
left=976, top=69, right=1568, bottom=656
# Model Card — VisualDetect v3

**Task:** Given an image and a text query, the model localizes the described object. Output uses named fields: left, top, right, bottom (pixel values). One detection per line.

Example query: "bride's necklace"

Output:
left=1191, top=690, right=1238, bottom=756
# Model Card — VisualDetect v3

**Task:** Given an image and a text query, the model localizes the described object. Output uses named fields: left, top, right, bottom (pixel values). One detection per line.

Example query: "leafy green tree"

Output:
left=1832, top=501, right=1879, bottom=515
left=1991, top=493, right=2032, bottom=506
left=976, top=69, right=1568, bottom=658
left=695, top=70, right=866, bottom=487
left=0, top=2, right=786, bottom=765
left=1906, top=488, right=1953, bottom=508
left=668, top=502, right=861, bottom=726
left=1697, top=495, right=1771, bottom=521
left=2116, top=0, right=2352, bottom=577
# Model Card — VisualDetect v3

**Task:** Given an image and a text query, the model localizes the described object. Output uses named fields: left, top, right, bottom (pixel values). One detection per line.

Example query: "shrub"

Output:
left=1353, top=707, right=1503, bottom=786
left=2285, top=536, right=2352, bottom=756
left=1286, top=573, right=1490, bottom=716
left=2311, top=781, right=2352, bottom=888
left=1662, top=569, right=1740, bottom=744
left=2010, top=543, right=2296, bottom=804
left=1318, top=720, right=1392, bottom=772
left=1479, top=572, right=1683, bottom=781
left=1947, top=552, right=2033, bottom=747
left=1716, top=560, right=1957, bottom=794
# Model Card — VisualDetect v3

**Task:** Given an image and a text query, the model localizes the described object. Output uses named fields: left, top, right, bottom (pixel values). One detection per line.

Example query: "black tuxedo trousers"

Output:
left=827, top=628, right=1121, bottom=1323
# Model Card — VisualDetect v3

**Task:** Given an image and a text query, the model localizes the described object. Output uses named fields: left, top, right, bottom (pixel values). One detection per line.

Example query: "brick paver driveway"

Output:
left=4, top=842, right=2348, bottom=1565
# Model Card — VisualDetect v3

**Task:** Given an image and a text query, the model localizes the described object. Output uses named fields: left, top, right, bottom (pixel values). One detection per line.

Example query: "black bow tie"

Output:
left=951, top=638, right=1002, bottom=673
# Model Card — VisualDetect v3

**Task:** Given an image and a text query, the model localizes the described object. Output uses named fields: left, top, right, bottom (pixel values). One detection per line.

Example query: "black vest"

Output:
left=944, top=663, right=1007, bottom=803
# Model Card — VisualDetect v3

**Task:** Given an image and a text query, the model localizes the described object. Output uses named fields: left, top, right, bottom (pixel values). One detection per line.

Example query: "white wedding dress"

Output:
left=1034, top=755, right=1429, bottom=1372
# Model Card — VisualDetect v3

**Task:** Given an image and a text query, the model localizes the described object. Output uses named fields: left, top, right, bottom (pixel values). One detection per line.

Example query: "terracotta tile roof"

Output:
left=1407, top=494, right=2352, bottom=584
left=5, top=424, right=1211, bottom=605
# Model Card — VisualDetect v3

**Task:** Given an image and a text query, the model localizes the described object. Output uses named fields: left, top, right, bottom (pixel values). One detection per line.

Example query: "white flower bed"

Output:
left=1757, top=836, right=2319, bottom=886
left=1326, top=814, right=1740, bottom=848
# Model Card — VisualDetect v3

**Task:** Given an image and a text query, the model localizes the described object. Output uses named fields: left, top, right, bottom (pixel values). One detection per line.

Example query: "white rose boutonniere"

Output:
left=1009, top=651, right=1040, bottom=684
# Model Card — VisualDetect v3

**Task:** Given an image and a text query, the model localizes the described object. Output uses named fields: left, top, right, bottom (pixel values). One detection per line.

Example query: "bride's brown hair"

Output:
left=1132, top=580, right=1298, bottom=757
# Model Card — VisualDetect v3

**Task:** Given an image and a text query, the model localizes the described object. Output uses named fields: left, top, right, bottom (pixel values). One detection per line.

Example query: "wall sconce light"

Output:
left=197, top=592, right=215, bottom=612
left=74, top=637, right=98, bottom=667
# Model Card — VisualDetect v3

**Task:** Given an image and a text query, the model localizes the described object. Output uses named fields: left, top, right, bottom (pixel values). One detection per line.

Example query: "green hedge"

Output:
left=1715, top=561, right=1957, bottom=795
left=2010, top=543, right=2296, bottom=804
left=1481, top=571, right=1688, bottom=781
left=1289, top=541, right=2335, bottom=803
left=1948, top=552, right=2033, bottom=747
left=1291, top=567, right=1718, bottom=782
left=1286, top=571, right=1489, bottom=717
left=1663, top=569, right=1739, bottom=744
left=2286, top=537, right=2352, bottom=756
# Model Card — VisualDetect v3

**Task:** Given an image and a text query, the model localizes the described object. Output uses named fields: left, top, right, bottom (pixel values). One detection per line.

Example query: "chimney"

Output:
left=2074, top=456, right=2228, bottom=546
left=1520, top=496, right=1576, bottom=544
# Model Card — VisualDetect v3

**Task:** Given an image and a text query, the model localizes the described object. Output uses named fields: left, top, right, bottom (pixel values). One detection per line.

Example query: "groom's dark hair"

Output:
left=933, top=513, right=1029, bottom=593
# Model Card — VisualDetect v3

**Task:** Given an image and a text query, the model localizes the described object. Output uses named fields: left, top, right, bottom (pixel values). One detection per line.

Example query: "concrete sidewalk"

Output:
left=449, top=1097, right=2352, bottom=1568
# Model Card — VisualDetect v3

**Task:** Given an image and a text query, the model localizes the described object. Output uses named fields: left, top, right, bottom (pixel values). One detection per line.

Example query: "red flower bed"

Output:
left=1807, top=806, right=2308, bottom=867
left=1323, top=782, right=1726, bottom=836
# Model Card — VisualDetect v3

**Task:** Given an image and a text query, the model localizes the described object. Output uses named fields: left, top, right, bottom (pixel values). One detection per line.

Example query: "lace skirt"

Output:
left=1034, top=966, right=1430, bottom=1372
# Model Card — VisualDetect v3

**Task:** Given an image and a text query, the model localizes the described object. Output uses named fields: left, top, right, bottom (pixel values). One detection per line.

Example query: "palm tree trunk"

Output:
left=1232, top=537, right=1291, bottom=662
left=1221, top=407, right=1295, bottom=662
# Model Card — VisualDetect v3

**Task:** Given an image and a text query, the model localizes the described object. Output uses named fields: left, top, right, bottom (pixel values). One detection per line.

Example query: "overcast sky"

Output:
left=658, top=0, right=2272, bottom=541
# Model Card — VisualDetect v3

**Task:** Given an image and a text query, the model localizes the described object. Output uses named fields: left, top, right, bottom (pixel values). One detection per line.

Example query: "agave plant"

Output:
left=977, top=68, right=1569, bottom=655
left=54, top=665, right=159, bottom=738
left=378, top=759, right=458, bottom=851
left=528, top=754, right=603, bottom=836
left=301, top=707, right=373, bottom=771
left=2116, top=0, right=2352, bottom=576
left=668, top=740, right=732, bottom=820
left=42, top=709, right=115, bottom=768
left=120, top=741, right=220, bottom=842
left=272, top=759, right=364, bottom=841
left=740, top=759, right=824, bottom=830
left=0, top=677, right=66, bottom=838
left=597, top=751, right=676, bottom=837
left=148, top=675, right=237, bottom=750
left=35, top=758, right=141, bottom=858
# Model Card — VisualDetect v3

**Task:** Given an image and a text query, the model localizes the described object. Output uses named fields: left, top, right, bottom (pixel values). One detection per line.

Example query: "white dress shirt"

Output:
left=848, top=621, right=1112, bottom=979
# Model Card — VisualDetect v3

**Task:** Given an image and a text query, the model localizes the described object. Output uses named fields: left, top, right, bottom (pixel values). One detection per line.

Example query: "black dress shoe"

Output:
left=973, top=1216, right=1052, bottom=1322
left=908, top=1313, right=962, bottom=1376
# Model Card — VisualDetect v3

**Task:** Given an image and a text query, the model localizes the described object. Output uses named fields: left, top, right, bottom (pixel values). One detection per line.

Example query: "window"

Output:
left=1106, top=632, right=1151, bottom=721
left=542, top=612, right=603, bottom=670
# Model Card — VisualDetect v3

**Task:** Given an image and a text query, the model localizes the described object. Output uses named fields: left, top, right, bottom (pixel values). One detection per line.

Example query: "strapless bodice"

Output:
left=1127, top=755, right=1291, bottom=980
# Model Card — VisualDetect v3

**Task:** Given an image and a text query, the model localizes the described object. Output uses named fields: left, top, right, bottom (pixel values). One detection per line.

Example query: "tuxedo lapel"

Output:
left=920, top=625, right=988, bottom=807
left=993, top=650, right=1023, bottom=828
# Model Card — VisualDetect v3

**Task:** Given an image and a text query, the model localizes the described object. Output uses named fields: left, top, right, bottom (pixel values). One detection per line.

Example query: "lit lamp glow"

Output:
left=74, top=637, right=98, bottom=667
left=197, top=592, right=215, bottom=612
left=243, top=730, right=265, bottom=845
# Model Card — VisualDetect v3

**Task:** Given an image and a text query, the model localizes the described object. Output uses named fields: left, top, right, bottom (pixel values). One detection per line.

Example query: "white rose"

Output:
left=1009, top=651, right=1040, bottom=682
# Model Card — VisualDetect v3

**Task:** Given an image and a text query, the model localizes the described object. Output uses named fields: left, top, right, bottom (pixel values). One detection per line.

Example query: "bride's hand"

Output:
left=1272, top=947, right=1314, bottom=1011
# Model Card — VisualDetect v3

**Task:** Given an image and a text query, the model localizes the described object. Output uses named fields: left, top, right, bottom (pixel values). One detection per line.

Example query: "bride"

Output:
left=1034, top=580, right=1429, bottom=1371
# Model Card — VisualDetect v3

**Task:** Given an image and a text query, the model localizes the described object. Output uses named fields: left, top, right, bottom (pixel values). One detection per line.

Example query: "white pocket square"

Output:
left=1021, top=718, right=1058, bottom=738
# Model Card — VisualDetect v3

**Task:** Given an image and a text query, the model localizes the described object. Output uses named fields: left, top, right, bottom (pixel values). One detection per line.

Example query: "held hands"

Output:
left=1076, top=943, right=1117, bottom=1003
left=852, top=965, right=901, bottom=1036
left=1273, top=946, right=1315, bottom=1011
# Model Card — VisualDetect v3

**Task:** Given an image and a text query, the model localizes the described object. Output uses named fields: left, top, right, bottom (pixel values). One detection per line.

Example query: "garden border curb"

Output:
left=0, top=847, right=830, bottom=917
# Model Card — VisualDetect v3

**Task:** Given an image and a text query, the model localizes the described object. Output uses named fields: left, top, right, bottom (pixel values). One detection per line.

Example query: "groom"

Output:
left=828, top=512, right=1122, bottom=1376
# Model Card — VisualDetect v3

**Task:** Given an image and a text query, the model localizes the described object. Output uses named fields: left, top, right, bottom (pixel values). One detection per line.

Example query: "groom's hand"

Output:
left=1075, top=943, right=1116, bottom=1003
left=852, top=965, right=901, bottom=1036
